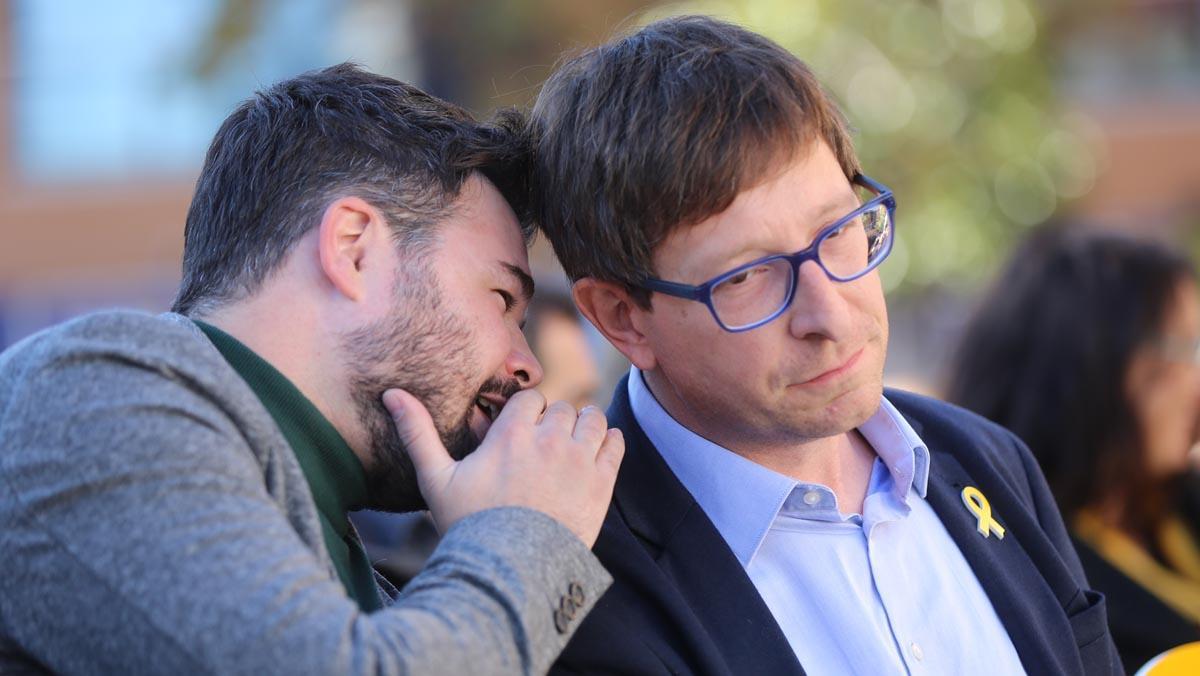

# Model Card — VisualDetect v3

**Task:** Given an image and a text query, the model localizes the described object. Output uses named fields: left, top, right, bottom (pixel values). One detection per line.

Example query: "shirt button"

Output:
left=910, top=641, right=924, bottom=661
left=803, top=490, right=821, bottom=506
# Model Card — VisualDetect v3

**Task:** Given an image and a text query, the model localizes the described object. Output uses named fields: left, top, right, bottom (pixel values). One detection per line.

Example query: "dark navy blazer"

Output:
left=552, top=380, right=1121, bottom=675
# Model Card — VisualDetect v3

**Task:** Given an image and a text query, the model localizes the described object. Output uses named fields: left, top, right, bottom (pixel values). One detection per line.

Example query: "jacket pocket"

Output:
left=1068, top=589, right=1117, bottom=673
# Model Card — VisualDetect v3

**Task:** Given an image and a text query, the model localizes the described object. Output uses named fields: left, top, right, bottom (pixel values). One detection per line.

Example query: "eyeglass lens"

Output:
left=709, top=202, right=892, bottom=330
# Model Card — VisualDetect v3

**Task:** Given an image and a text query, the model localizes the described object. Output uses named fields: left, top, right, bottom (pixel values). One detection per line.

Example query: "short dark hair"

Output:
left=531, top=15, right=859, bottom=307
left=946, top=225, right=1197, bottom=534
left=173, top=63, right=531, bottom=316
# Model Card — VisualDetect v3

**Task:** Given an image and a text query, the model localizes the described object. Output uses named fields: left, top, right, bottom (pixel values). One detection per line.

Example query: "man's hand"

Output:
left=382, top=388, right=624, bottom=547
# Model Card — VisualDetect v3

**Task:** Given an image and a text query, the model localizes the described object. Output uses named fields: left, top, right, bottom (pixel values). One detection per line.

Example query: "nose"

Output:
left=786, top=260, right=854, bottom=340
left=506, top=328, right=545, bottom=389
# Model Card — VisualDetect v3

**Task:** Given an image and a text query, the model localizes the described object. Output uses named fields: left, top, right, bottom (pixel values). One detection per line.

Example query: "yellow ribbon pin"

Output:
left=961, top=486, right=1005, bottom=540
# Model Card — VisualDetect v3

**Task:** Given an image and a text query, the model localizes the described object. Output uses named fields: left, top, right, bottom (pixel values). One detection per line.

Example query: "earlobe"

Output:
left=317, top=197, right=377, bottom=302
left=572, top=278, right=658, bottom=370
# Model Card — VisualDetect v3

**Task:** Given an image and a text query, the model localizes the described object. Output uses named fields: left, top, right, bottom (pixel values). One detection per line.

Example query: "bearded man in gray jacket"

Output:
left=0, top=64, right=623, bottom=675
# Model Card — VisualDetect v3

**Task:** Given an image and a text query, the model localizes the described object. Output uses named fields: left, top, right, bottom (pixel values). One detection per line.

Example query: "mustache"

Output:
left=477, top=376, right=524, bottom=401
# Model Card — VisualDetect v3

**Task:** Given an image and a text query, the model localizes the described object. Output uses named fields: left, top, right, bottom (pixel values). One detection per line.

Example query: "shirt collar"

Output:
left=860, top=396, right=931, bottom=501
left=628, top=366, right=931, bottom=567
left=195, top=320, right=370, bottom=534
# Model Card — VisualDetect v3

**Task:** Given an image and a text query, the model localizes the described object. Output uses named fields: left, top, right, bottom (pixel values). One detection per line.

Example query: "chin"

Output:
left=841, top=380, right=885, bottom=426
left=789, top=377, right=883, bottom=438
left=829, top=348, right=886, bottom=423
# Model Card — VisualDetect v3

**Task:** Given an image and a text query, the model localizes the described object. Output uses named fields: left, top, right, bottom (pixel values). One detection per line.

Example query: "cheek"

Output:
left=851, top=274, right=888, bottom=330
left=479, top=320, right=530, bottom=380
left=1167, top=372, right=1200, bottom=435
left=473, top=319, right=509, bottom=366
left=650, top=301, right=728, bottom=357
left=651, top=312, right=775, bottom=387
left=1141, top=371, right=1200, bottom=468
left=437, top=296, right=495, bottom=369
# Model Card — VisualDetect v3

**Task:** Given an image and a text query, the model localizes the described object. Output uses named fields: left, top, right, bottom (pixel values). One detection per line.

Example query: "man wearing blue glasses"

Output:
left=531, top=15, right=1120, bottom=675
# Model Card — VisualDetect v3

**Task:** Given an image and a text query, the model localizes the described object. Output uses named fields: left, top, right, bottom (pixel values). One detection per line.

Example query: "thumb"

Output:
left=382, top=389, right=454, bottom=479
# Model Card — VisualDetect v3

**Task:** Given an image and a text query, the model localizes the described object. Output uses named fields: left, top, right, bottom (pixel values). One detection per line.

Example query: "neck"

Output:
left=193, top=290, right=370, bottom=462
left=641, top=368, right=876, bottom=514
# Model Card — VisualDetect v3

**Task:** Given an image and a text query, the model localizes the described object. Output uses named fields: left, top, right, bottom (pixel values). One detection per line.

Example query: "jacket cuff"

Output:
left=426, top=506, right=612, bottom=671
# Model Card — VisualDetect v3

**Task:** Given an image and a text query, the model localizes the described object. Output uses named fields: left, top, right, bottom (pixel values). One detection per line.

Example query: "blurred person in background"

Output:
left=0, top=64, right=624, bottom=675
left=525, top=291, right=603, bottom=408
left=947, top=224, right=1200, bottom=672
left=532, top=15, right=1118, bottom=675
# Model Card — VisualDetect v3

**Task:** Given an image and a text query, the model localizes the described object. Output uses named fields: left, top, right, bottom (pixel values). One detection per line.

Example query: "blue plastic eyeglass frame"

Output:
left=639, top=173, right=896, bottom=333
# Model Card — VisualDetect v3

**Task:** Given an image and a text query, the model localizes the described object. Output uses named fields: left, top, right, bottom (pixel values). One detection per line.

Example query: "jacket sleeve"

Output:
left=0, top=331, right=610, bottom=676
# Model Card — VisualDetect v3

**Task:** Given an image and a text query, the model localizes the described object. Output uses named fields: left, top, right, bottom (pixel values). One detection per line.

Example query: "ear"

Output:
left=572, top=278, right=658, bottom=370
left=316, top=196, right=385, bottom=302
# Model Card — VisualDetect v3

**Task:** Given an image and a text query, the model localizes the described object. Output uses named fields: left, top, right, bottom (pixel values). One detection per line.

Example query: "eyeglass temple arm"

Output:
left=640, top=277, right=708, bottom=301
left=854, top=173, right=888, bottom=195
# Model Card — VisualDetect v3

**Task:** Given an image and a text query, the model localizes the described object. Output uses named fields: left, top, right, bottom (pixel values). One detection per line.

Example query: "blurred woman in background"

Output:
left=946, top=225, right=1200, bottom=672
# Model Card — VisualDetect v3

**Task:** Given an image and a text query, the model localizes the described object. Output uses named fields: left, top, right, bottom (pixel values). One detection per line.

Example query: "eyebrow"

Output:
left=501, top=262, right=536, bottom=302
left=697, top=193, right=863, bottom=276
left=810, top=193, right=861, bottom=224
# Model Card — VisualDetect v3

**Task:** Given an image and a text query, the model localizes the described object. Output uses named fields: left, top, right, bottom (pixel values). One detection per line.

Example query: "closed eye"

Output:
left=495, top=289, right=516, bottom=312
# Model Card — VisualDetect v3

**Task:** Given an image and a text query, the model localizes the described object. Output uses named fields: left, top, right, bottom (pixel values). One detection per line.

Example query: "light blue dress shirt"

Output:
left=628, top=367, right=1026, bottom=675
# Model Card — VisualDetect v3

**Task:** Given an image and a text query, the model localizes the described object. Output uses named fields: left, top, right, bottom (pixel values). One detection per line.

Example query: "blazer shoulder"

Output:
left=0, top=310, right=262, bottom=471
left=1, top=310, right=217, bottom=377
left=885, top=387, right=1011, bottom=435
left=886, top=389, right=1028, bottom=458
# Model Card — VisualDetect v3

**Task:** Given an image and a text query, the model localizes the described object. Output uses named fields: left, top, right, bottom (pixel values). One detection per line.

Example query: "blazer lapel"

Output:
left=924, top=448, right=1085, bottom=676
left=607, top=377, right=804, bottom=676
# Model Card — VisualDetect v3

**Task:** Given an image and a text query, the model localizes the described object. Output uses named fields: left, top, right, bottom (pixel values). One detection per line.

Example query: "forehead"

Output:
left=435, top=175, right=530, bottom=270
left=652, top=141, right=857, bottom=281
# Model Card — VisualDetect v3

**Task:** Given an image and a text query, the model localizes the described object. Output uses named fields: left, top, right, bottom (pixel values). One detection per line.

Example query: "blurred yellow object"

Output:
left=1136, top=642, right=1200, bottom=675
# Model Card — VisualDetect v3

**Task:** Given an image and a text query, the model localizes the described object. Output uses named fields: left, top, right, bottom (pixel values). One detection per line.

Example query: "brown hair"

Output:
left=531, top=15, right=859, bottom=307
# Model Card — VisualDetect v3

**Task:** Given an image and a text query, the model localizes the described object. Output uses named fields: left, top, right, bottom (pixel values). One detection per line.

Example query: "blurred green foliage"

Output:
left=643, top=0, right=1104, bottom=292
left=199, top=0, right=1160, bottom=293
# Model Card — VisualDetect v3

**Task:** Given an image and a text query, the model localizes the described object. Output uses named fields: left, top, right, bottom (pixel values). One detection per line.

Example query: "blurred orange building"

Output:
left=0, top=1, right=193, bottom=345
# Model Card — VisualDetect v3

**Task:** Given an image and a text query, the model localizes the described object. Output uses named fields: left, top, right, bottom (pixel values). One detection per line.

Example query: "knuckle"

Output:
left=580, top=405, right=606, bottom=420
left=547, top=400, right=576, bottom=415
left=515, top=388, right=546, bottom=407
left=578, top=408, right=604, bottom=425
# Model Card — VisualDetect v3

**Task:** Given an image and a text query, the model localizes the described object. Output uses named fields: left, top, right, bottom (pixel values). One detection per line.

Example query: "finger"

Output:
left=573, top=405, right=607, bottom=446
left=539, top=400, right=578, bottom=432
left=382, top=389, right=453, bottom=479
left=491, top=389, right=546, bottom=430
left=595, top=428, right=625, bottom=477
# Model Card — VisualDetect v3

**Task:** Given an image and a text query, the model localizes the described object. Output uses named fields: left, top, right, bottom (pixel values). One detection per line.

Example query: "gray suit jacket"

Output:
left=0, top=311, right=610, bottom=675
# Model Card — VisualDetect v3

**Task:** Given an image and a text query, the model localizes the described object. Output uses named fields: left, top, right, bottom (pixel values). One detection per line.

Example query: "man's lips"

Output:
left=474, top=394, right=505, bottom=421
left=469, top=379, right=522, bottom=437
left=796, top=348, right=865, bottom=387
left=469, top=404, right=492, bottom=437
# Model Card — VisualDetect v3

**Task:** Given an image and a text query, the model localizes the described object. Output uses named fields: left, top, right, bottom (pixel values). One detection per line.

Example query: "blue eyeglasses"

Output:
left=638, top=174, right=896, bottom=333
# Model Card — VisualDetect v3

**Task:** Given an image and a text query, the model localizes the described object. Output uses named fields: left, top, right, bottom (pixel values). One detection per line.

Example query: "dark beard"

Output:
left=341, top=266, right=520, bottom=512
